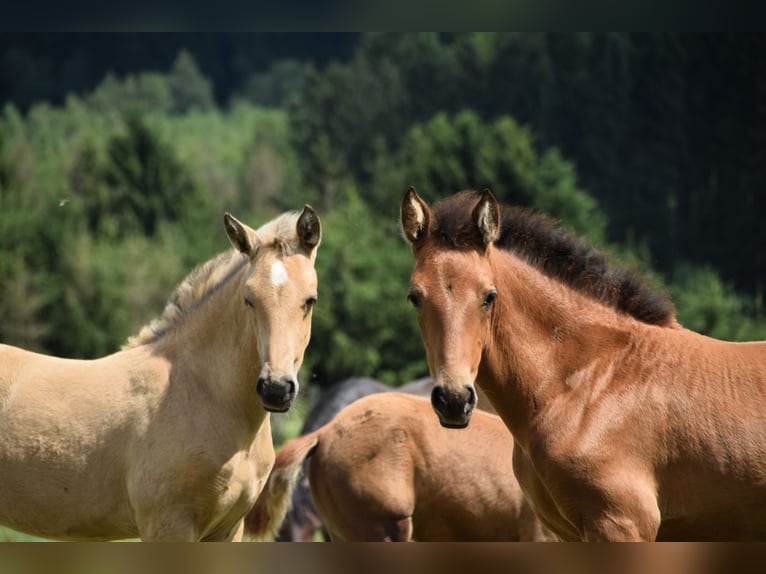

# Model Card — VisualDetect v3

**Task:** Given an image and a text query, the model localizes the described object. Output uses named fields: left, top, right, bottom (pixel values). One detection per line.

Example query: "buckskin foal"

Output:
left=0, top=207, right=321, bottom=541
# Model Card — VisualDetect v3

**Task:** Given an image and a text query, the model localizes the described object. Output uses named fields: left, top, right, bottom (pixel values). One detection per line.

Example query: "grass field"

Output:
left=0, top=527, right=51, bottom=542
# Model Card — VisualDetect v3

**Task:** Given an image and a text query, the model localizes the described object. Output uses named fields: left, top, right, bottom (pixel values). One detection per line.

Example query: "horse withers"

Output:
left=0, top=207, right=321, bottom=541
left=245, top=392, right=552, bottom=542
left=400, top=187, right=766, bottom=541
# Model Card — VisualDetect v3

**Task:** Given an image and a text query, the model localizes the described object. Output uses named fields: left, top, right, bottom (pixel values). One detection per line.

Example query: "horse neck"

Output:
left=152, top=265, right=267, bottom=430
left=480, top=248, right=634, bottom=446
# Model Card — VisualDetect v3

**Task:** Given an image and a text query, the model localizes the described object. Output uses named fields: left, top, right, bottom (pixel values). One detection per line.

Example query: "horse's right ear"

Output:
left=472, top=188, right=500, bottom=248
left=297, top=204, right=322, bottom=253
left=400, top=186, right=431, bottom=246
left=224, top=213, right=260, bottom=258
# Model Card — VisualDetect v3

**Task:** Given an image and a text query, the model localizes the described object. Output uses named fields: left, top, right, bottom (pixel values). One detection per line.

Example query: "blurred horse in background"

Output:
left=271, top=376, right=433, bottom=541
left=245, top=392, right=552, bottom=542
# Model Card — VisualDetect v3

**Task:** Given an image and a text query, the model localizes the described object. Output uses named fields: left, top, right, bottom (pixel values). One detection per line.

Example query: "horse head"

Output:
left=224, top=206, right=321, bottom=412
left=401, top=187, right=500, bottom=428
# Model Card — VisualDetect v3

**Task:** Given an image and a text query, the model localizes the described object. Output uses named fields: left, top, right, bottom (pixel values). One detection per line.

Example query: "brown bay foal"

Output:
left=400, top=187, right=766, bottom=541
left=0, top=207, right=321, bottom=541
left=245, top=392, right=552, bottom=541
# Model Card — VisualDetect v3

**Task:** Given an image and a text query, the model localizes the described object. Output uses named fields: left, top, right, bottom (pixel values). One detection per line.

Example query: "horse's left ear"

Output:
left=401, top=186, right=431, bottom=246
left=297, top=205, right=321, bottom=251
left=224, top=212, right=261, bottom=258
left=472, top=188, right=500, bottom=248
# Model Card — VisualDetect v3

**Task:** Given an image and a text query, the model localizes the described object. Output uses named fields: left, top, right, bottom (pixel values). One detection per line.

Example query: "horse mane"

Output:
left=430, top=191, right=676, bottom=327
left=124, top=211, right=305, bottom=349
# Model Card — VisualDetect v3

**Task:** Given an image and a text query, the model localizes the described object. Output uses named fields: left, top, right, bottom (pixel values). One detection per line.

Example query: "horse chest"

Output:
left=512, top=444, right=580, bottom=541
left=192, top=450, right=272, bottom=541
left=218, top=449, right=272, bottom=504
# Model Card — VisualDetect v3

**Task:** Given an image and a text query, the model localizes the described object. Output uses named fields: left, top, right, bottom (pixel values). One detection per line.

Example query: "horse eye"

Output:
left=244, top=298, right=254, bottom=308
left=483, top=290, right=497, bottom=307
left=305, top=296, right=318, bottom=309
left=407, top=293, right=421, bottom=308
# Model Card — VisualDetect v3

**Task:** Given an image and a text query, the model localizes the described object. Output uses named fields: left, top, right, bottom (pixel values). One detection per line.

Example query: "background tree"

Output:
left=306, top=187, right=427, bottom=386
left=1, top=33, right=765, bottom=381
left=168, top=49, right=215, bottom=114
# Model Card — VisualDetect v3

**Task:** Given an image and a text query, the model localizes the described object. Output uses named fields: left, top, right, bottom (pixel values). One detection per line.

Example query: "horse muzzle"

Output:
left=431, top=384, right=476, bottom=429
left=256, top=375, right=298, bottom=413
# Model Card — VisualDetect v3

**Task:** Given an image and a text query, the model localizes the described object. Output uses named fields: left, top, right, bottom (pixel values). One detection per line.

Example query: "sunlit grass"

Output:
left=0, top=527, right=52, bottom=542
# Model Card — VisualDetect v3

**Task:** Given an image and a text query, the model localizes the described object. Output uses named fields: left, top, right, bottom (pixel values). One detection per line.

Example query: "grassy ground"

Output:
left=0, top=527, right=52, bottom=542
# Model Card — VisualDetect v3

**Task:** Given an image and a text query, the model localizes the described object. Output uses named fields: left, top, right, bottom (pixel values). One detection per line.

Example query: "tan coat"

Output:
left=0, top=208, right=321, bottom=541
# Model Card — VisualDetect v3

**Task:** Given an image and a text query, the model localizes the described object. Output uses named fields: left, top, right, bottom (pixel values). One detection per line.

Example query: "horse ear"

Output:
left=297, top=205, right=322, bottom=251
left=400, top=186, right=431, bottom=246
left=472, top=188, right=500, bottom=247
left=224, top=213, right=260, bottom=258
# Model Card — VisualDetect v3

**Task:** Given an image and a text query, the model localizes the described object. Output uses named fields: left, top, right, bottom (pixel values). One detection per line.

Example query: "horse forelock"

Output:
left=123, top=211, right=309, bottom=350
left=430, top=191, right=488, bottom=250
left=255, top=211, right=305, bottom=257
left=428, top=190, right=676, bottom=327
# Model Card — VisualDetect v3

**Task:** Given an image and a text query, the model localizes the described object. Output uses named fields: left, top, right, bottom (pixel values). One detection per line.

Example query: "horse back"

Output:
left=0, top=344, right=166, bottom=539
left=308, top=393, right=543, bottom=541
left=657, top=332, right=766, bottom=461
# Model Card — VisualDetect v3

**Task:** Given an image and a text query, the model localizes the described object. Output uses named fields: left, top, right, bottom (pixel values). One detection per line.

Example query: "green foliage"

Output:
left=238, top=59, right=309, bottom=108
left=671, top=264, right=766, bottom=342
left=370, top=110, right=607, bottom=242
left=147, top=103, right=302, bottom=217
left=289, top=33, right=766, bottom=297
left=2, top=33, right=766, bottom=382
left=81, top=48, right=215, bottom=120
left=167, top=49, right=215, bottom=113
left=75, top=112, right=207, bottom=238
left=305, top=187, right=428, bottom=387
left=533, top=148, right=606, bottom=243
left=87, top=72, right=173, bottom=117
left=0, top=75, right=298, bottom=358
left=287, top=53, right=408, bottom=203
left=49, top=228, right=188, bottom=358
left=0, top=251, right=48, bottom=351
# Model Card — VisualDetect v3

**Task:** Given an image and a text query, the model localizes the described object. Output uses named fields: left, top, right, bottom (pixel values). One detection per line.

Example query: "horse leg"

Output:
left=384, top=516, right=413, bottom=542
left=137, top=510, right=199, bottom=542
left=580, top=479, right=661, bottom=542
left=517, top=504, right=556, bottom=542
left=330, top=515, right=414, bottom=542
left=222, top=519, right=245, bottom=542
left=513, top=446, right=580, bottom=541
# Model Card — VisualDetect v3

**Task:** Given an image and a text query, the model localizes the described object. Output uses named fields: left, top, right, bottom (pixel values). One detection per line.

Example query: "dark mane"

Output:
left=430, top=191, right=676, bottom=327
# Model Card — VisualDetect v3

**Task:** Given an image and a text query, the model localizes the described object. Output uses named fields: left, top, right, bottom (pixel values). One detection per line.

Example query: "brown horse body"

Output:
left=245, top=392, right=552, bottom=541
left=274, top=376, right=435, bottom=542
left=0, top=208, right=321, bottom=541
left=401, top=188, right=766, bottom=541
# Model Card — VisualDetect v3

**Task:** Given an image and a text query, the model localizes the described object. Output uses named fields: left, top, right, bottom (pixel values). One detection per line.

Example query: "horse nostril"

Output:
left=431, top=384, right=473, bottom=428
left=284, top=378, right=297, bottom=399
left=465, top=385, right=476, bottom=409
left=431, top=386, right=446, bottom=410
left=256, top=377, right=267, bottom=395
